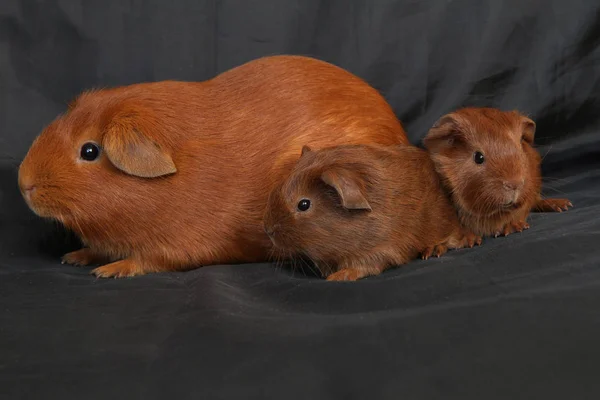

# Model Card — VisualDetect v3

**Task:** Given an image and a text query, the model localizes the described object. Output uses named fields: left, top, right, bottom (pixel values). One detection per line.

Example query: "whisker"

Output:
left=541, top=187, right=569, bottom=195
left=293, top=255, right=304, bottom=277
left=299, top=254, right=319, bottom=278
left=542, top=176, right=578, bottom=186
left=288, top=250, right=296, bottom=280
left=290, top=253, right=297, bottom=276
left=540, top=145, right=553, bottom=163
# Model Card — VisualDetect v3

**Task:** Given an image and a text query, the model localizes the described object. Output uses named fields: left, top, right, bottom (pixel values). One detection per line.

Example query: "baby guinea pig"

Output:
left=263, top=144, right=482, bottom=281
left=423, top=107, right=572, bottom=237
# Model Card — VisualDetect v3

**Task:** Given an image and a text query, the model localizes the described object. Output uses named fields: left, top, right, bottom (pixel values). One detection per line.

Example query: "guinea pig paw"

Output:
left=61, top=249, right=99, bottom=267
left=464, top=233, right=483, bottom=248
left=433, top=244, right=448, bottom=258
left=421, top=247, right=434, bottom=260
left=549, top=199, right=573, bottom=212
left=326, top=269, right=363, bottom=282
left=422, top=244, right=448, bottom=259
left=91, top=260, right=144, bottom=279
left=500, top=220, right=530, bottom=237
left=535, top=198, right=573, bottom=213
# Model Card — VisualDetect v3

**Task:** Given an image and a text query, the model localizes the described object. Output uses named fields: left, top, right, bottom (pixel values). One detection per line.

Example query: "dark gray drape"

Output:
left=1, top=1, right=599, bottom=399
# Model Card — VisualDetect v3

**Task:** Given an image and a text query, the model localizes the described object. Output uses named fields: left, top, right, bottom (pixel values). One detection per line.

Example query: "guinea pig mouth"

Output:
left=24, top=200, right=52, bottom=218
left=265, top=229, right=296, bottom=252
left=501, top=200, right=522, bottom=210
left=266, top=232, right=277, bottom=245
left=264, top=225, right=281, bottom=246
left=21, top=188, right=64, bottom=219
left=21, top=189, right=44, bottom=216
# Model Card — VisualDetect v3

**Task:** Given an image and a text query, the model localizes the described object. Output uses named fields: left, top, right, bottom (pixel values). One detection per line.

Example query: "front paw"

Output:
left=463, top=232, right=483, bottom=248
left=536, top=198, right=573, bottom=213
left=61, top=248, right=102, bottom=266
left=91, top=259, right=145, bottom=279
left=495, top=220, right=530, bottom=237
left=421, top=244, right=449, bottom=260
left=327, top=267, right=380, bottom=281
left=326, top=269, right=362, bottom=281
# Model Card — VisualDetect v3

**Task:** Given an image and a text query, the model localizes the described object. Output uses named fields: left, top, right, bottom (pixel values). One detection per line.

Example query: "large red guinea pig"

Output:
left=17, top=55, right=408, bottom=278
left=423, top=107, right=572, bottom=237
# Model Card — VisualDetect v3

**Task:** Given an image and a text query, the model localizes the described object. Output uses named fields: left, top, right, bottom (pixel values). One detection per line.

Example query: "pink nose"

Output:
left=265, top=224, right=279, bottom=237
left=503, top=180, right=524, bottom=192
left=19, top=171, right=36, bottom=196
left=22, top=184, right=36, bottom=193
left=21, top=184, right=36, bottom=200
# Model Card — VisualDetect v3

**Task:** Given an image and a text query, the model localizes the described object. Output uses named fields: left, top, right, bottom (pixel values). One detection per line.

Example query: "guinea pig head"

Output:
left=423, top=108, right=541, bottom=219
left=263, top=145, right=378, bottom=263
left=17, top=92, right=177, bottom=242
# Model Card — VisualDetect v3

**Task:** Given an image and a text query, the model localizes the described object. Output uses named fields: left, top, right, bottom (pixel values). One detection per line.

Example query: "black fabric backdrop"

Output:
left=1, top=1, right=600, bottom=399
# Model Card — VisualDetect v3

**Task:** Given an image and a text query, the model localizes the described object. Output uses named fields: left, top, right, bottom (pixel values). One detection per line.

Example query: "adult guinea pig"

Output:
left=18, top=55, right=408, bottom=278
left=423, top=107, right=572, bottom=237
left=263, top=144, right=481, bottom=281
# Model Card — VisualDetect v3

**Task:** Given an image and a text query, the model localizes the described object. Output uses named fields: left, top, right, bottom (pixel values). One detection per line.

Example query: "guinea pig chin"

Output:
left=266, top=229, right=299, bottom=253
left=501, top=190, right=522, bottom=208
left=21, top=189, right=61, bottom=219
left=472, top=190, right=523, bottom=217
left=18, top=181, right=69, bottom=220
left=266, top=230, right=289, bottom=249
left=18, top=178, right=42, bottom=216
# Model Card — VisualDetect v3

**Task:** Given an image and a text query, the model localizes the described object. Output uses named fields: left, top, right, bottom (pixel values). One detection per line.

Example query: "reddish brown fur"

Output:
left=17, top=55, right=408, bottom=278
left=263, top=144, right=481, bottom=281
left=423, top=107, right=572, bottom=237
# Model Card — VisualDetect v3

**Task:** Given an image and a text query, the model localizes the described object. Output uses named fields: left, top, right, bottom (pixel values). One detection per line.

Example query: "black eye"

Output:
left=80, top=142, right=100, bottom=161
left=297, top=199, right=311, bottom=212
left=473, top=151, right=485, bottom=164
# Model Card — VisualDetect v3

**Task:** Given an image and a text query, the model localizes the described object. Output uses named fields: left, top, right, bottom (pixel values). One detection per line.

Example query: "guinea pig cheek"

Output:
left=20, top=174, right=67, bottom=219
left=460, top=173, right=496, bottom=216
left=18, top=157, right=61, bottom=219
left=263, top=195, right=294, bottom=248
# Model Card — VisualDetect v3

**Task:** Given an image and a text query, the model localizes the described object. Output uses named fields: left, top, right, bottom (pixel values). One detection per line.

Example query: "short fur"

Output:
left=263, top=144, right=481, bottom=282
left=18, top=55, right=408, bottom=278
left=423, top=107, right=572, bottom=237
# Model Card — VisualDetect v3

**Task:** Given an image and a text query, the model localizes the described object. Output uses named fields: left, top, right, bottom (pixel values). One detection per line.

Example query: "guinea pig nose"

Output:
left=19, top=177, right=36, bottom=193
left=265, top=224, right=279, bottom=237
left=503, top=179, right=524, bottom=191
left=23, top=184, right=36, bottom=193
left=21, top=184, right=36, bottom=201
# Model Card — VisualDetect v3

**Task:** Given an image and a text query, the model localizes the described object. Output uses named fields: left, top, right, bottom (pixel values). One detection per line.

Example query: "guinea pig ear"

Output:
left=321, top=169, right=371, bottom=211
left=102, top=118, right=177, bottom=178
left=520, top=116, right=536, bottom=145
left=423, top=113, right=465, bottom=150
left=301, top=145, right=313, bottom=157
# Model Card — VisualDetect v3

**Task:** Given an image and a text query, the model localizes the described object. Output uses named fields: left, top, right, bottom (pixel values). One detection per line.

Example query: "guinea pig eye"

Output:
left=80, top=142, right=100, bottom=161
left=297, top=199, right=311, bottom=212
left=473, top=151, right=485, bottom=165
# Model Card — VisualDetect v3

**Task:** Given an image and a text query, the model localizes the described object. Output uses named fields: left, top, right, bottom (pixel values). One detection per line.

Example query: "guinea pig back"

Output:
left=263, top=144, right=481, bottom=281
left=17, top=55, right=408, bottom=278
left=423, top=107, right=572, bottom=237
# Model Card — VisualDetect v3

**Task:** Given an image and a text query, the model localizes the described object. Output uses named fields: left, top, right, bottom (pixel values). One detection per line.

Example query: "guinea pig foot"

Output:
left=421, top=244, right=449, bottom=260
left=91, top=259, right=146, bottom=279
left=496, top=220, right=530, bottom=237
left=534, top=198, right=573, bottom=213
left=462, top=232, right=483, bottom=248
left=61, top=248, right=108, bottom=267
left=326, top=268, right=377, bottom=282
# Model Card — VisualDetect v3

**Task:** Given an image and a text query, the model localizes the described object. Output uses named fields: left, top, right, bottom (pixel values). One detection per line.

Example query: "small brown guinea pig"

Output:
left=423, top=107, right=572, bottom=237
left=263, top=144, right=481, bottom=281
left=17, top=55, right=408, bottom=278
